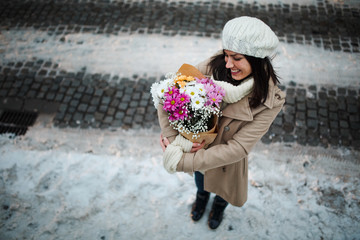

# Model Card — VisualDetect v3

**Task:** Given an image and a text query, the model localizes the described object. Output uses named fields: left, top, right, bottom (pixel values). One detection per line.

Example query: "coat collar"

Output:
left=221, top=79, right=276, bottom=121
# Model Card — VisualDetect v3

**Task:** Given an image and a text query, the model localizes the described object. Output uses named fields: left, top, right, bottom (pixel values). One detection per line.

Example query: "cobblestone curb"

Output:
left=0, top=61, right=359, bottom=150
left=0, top=0, right=359, bottom=52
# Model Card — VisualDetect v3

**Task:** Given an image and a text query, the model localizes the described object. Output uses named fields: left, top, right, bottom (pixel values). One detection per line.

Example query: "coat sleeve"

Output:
left=157, top=103, right=178, bottom=143
left=176, top=98, right=285, bottom=173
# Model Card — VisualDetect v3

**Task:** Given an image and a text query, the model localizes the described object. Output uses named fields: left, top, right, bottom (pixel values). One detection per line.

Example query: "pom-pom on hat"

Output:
left=222, top=16, right=279, bottom=58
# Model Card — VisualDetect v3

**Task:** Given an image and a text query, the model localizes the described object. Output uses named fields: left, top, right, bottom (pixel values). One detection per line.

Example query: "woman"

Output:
left=158, top=16, right=285, bottom=229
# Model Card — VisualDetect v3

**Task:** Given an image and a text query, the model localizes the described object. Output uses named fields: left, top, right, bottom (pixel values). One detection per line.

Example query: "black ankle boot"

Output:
left=191, top=192, right=210, bottom=221
left=208, top=197, right=228, bottom=229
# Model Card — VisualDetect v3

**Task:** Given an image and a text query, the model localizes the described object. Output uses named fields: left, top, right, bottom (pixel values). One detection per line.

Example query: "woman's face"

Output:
left=224, top=50, right=252, bottom=81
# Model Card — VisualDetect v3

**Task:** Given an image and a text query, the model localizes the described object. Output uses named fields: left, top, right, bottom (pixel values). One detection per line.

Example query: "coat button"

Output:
left=224, top=126, right=230, bottom=132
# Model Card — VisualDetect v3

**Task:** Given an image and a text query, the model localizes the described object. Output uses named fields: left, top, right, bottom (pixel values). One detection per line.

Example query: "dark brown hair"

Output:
left=208, top=51, right=280, bottom=108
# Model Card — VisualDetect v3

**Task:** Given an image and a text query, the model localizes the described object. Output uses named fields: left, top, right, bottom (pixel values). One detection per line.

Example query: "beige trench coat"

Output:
left=157, top=65, right=286, bottom=207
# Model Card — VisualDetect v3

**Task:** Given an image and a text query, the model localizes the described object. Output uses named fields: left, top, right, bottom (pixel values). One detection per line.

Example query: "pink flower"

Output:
left=214, top=84, right=225, bottom=97
left=196, top=77, right=209, bottom=84
left=164, top=86, right=179, bottom=98
left=163, top=94, right=180, bottom=112
left=177, top=93, right=190, bottom=106
left=207, top=91, right=223, bottom=107
left=173, top=107, right=188, bottom=120
left=168, top=113, right=178, bottom=121
left=204, top=82, right=216, bottom=94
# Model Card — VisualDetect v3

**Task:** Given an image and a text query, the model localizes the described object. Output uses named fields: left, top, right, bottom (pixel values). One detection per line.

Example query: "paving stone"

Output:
left=141, top=92, right=151, bottom=100
left=132, top=92, right=141, bottom=100
left=297, top=103, right=306, bottom=111
left=319, top=108, right=328, bottom=117
left=85, top=87, right=95, bottom=95
left=273, top=116, right=283, bottom=125
left=90, top=97, right=101, bottom=106
left=296, top=119, right=306, bottom=128
left=340, top=128, right=351, bottom=138
left=111, top=120, right=123, bottom=127
left=306, top=99, right=317, bottom=109
left=122, top=94, right=132, bottom=102
left=73, top=112, right=83, bottom=122
left=98, top=105, right=108, bottom=113
left=307, top=109, right=318, bottom=119
left=101, top=96, right=111, bottom=105
left=296, top=111, right=306, bottom=120
left=118, top=102, right=128, bottom=111
left=115, top=112, right=125, bottom=120
left=283, top=134, right=295, bottom=142
left=103, top=116, right=113, bottom=124
left=107, top=107, right=116, bottom=116
left=123, top=116, right=133, bottom=125
left=329, top=102, right=338, bottom=111
left=87, top=106, right=97, bottom=113
left=126, top=108, right=136, bottom=116
left=81, top=94, right=92, bottom=103
left=319, top=126, right=329, bottom=136
left=78, top=103, right=88, bottom=112
left=139, top=100, right=148, bottom=107
left=115, top=90, right=124, bottom=98
left=94, top=112, right=104, bottom=121
left=339, top=120, right=349, bottom=128
left=330, top=121, right=339, bottom=129
left=69, top=99, right=79, bottom=108
left=307, top=119, right=319, bottom=129
left=94, top=89, right=104, bottom=97
left=348, top=104, right=358, bottom=113
left=329, top=112, right=338, bottom=120
left=284, top=105, right=295, bottom=114
left=282, top=122, right=294, bottom=133
left=134, top=114, right=144, bottom=123
left=129, top=101, right=138, bottom=108
left=339, top=111, right=349, bottom=120
left=84, top=114, right=95, bottom=123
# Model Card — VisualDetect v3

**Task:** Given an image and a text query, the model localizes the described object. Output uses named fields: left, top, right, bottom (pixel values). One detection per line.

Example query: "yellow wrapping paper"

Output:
left=177, top=64, right=219, bottom=148
left=180, top=115, right=218, bottom=148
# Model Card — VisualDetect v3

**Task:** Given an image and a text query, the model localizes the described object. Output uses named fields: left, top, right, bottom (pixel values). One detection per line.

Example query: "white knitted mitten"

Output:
left=172, top=134, right=193, bottom=152
left=163, top=144, right=183, bottom=174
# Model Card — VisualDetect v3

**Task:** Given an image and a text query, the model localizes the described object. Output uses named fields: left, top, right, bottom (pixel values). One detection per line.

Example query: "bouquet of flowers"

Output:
left=151, top=64, right=225, bottom=147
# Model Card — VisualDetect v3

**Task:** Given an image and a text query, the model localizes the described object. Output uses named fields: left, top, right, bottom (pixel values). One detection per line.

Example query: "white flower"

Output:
left=150, top=82, right=160, bottom=108
left=157, top=80, right=171, bottom=98
left=194, top=83, right=206, bottom=96
left=185, top=83, right=205, bottom=98
left=150, top=78, right=173, bottom=108
left=191, top=95, right=205, bottom=110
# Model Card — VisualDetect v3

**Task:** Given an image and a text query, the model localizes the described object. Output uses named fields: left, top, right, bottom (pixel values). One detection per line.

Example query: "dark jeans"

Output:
left=194, top=171, right=228, bottom=205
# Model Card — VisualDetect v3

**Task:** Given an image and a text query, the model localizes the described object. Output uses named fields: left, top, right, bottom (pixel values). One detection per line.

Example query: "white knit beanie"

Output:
left=222, top=16, right=279, bottom=58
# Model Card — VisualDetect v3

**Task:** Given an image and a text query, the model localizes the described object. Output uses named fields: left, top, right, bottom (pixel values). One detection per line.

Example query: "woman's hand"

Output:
left=160, top=133, right=205, bottom=153
left=191, top=141, right=205, bottom=153
left=160, top=133, right=170, bottom=152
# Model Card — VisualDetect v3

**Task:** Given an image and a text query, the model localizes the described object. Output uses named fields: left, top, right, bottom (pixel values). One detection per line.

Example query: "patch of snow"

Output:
left=1, top=30, right=359, bottom=87
left=0, top=122, right=359, bottom=239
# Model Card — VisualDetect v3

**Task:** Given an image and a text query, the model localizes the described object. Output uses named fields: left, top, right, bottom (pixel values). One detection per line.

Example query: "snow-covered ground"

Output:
left=0, top=118, right=359, bottom=239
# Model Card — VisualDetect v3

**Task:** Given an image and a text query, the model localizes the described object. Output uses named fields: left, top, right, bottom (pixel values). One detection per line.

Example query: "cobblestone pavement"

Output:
left=0, top=0, right=359, bottom=150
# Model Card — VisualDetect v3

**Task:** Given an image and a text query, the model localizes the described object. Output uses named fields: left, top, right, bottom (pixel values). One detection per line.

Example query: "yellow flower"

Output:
left=174, top=75, right=195, bottom=88
left=177, top=75, right=187, bottom=81
left=176, top=80, right=187, bottom=88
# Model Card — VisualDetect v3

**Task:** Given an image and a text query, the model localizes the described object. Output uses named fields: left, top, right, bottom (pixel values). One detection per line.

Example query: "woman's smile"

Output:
left=230, top=69, right=241, bottom=76
left=224, top=50, right=252, bottom=81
